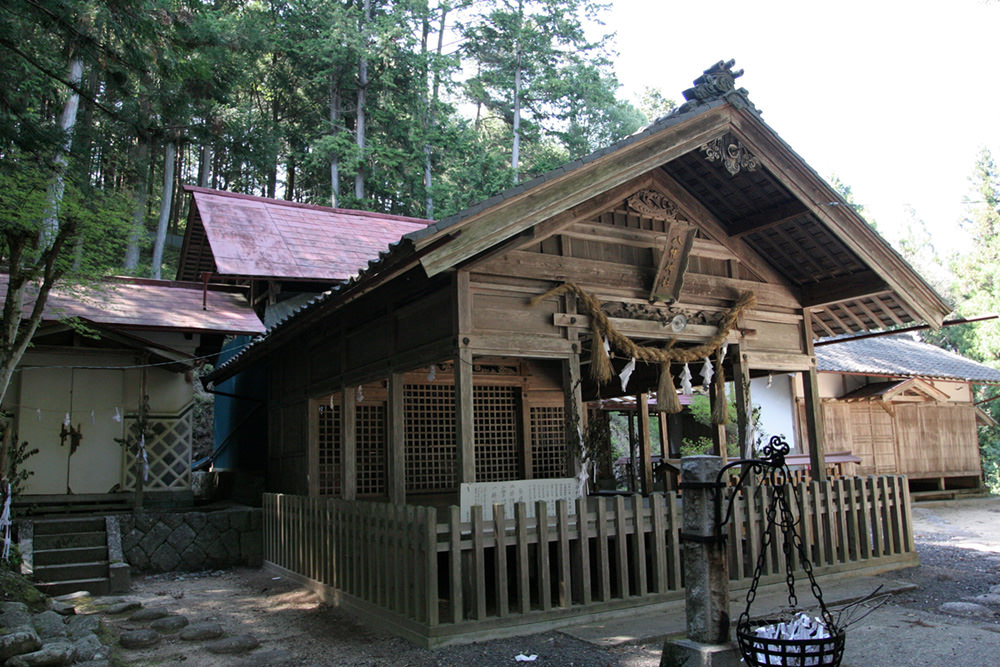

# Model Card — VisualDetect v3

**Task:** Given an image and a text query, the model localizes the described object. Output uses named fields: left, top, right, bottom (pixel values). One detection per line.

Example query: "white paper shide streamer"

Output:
left=680, top=363, right=693, bottom=395
left=0, top=482, right=11, bottom=562
left=700, top=356, right=714, bottom=390
left=140, top=434, right=149, bottom=482
left=618, top=357, right=636, bottom=392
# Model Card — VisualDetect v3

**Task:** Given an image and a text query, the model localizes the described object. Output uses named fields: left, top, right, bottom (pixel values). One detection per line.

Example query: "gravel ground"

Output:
left=105, top=496, right=1000, bottom=666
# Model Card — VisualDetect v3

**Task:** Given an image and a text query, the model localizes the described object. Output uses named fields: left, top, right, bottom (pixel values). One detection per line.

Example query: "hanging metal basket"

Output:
left=737, top=617, right=845, bottom=667
left=717, top=436, right=845, bottom=667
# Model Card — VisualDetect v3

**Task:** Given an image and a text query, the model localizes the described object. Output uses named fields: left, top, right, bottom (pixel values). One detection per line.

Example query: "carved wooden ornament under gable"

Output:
left=701, top=136, right=760, bottom=176
left=626, top=189, right=685, bottom=221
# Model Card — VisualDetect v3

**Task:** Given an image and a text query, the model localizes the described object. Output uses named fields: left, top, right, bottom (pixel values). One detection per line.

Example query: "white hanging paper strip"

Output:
left=0, top=482, right=11, bottom=562
left=329, top=394, right=335, bottom=409
left=619, top=357, right=636, bottom=392
left=356, top=386, right=364, bottom=402
left=64, top=412, right=70, bottom=427
left=721, top=342, right=729, bottom=361
left=427, top=365, right=436, bottom=382
left=113, top=407, right=122, bottom=423
left=680, top=363, right=693, bottom=396
left=603, top=337, right=611, bottom=356
left=140, top=434, right=149, bottom=482
left=36, top=409, right=41, bottom=422
left=701, top=356, right=714, bottom=389
left=90, top=410, right=95, bottom=425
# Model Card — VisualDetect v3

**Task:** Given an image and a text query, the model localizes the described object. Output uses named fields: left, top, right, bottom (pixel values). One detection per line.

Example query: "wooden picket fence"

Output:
left=263, top=475, right=916, bottom=647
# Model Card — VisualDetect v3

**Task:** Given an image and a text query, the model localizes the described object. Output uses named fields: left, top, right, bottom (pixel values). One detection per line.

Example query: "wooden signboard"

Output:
left=459, top=478, right=580, bottom=521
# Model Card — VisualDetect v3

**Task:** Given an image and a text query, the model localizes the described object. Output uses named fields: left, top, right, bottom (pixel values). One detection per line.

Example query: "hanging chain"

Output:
left=738, top=469, right=839, bottom=633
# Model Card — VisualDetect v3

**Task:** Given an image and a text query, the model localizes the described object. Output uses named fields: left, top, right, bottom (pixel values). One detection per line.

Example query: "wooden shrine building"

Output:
left=206, top=61, right=950, bottom=645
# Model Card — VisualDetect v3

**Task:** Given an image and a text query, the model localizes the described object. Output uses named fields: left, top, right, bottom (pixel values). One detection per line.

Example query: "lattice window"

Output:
left=474, top=386, right=519, bottom=482
left=357, top=404, right=386, bottom=496
left=530, top=406, right=566, bottom=478
left=317, top=402, right=341, bottom=497
left=123, top=408, right=192, bottom=491
left=404, top=384, right=456, bottom=493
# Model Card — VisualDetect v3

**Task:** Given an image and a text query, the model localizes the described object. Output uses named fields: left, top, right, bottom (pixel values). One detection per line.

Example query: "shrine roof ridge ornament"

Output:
left=675, top=59, right=759, bottom=116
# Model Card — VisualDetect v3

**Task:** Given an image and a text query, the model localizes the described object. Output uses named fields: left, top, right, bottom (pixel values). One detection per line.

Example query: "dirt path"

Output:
left=103, top=496, right=1000, bottom=666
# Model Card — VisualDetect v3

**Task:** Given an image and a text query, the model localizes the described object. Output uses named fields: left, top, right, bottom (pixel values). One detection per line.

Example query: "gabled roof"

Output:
left=816, top=334, right=1000, bottom=384
left=176, top=187, right=431, bottom=283
left=406, top=61, right=950, bottom=338
left=0, top=275, right=265, bottom=336
left=206, top=61, right=953, bottom=383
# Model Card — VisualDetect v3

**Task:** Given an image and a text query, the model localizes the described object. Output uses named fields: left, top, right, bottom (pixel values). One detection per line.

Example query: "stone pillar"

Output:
left=681, top=455, right=729, bottom=643
left=661, top=455, right=740, bottom=667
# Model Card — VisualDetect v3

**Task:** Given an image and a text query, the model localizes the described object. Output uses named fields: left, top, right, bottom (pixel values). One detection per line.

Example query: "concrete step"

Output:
left=33, top=545, right=108, bottom=567
left=34, top=531, right=106, bottom=551
left=32, top=516, right=106, bottom=535
left=34, top=561, right=109, bottom=583
left=35, top=577, right=110, bottom=598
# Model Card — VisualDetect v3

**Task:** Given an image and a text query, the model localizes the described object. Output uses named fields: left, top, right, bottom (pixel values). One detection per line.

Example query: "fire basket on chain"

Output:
left=716, top=435, right=846, bottom=667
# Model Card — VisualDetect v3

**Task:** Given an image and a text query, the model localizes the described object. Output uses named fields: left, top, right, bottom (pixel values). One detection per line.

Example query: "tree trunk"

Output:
left=330, top=80, right=341, bottom=207
left=41, top=57, right=84, bottom=248
left=124, top=134, right=150, bottom=269
left=355, top=0, right=371, bottom=201
left=199, top=144, right=212, bottom=188
left=150, top=140, right=176, bottom=280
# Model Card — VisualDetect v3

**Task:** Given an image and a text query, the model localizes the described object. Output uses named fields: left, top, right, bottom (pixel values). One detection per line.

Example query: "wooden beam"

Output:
left=341, top=387, right=357, bottom=501
left=729, top=199, right=809, bottom=238
left=455, top=345, right=475, bottom=483
left=307, top=398, right=319, bottom=497
left=800, top=270, right=889, bottom=308
left=388, top=372, right=406, bottom=504
left=638, top=392, right=653, bottom=494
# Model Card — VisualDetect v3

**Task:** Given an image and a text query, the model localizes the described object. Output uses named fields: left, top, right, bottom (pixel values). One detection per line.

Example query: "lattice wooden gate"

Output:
left=123, top=405, right=193, bottom=490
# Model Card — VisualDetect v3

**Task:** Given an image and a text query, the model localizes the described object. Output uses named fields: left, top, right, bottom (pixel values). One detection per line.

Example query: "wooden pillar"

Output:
left=455, top=345, right=475, bottom=484
left=801, top=309, right=827, bottom=478
left=307, top=398, right=319, bottom=497
left=387, top=372, right=406, bottom=504
left=627, top=412, right=637, bottom=492
left=562, top=351, right=584, bottom=479
left=731, top=344, right=752, bottom=459
left=341, top=387, right=357, bottom=500
left=638, top=391, right=653, bottom=494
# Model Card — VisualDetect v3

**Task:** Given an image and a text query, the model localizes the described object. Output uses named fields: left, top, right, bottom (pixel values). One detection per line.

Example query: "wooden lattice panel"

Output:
left=317, top=401, right=342, bottom=497
left=123, top=409, right=192, bottom=491
left=357, top=404, right=387, bottom=496
left=473, top=386, right=519, bottom=482
left=530, top=406, right=566, bottom=479
left=404, top=384, right=456, bottom=492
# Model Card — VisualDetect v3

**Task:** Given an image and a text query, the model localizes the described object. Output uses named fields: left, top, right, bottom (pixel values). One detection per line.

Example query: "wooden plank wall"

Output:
left=821, top=401, right=981, bottom=480
left=263, top=475, right=916, bottom=646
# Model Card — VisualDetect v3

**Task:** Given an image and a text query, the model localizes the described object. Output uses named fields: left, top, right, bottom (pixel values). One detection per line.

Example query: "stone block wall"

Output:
left=119, top=507, right=262, bottom=573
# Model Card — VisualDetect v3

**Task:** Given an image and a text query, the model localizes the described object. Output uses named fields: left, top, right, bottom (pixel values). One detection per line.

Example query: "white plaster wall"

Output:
left=750, top=373, right=799, bottom=452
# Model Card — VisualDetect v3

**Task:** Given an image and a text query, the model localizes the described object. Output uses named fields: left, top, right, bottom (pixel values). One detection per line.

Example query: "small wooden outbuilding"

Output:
left=0, top=276, right=263, bottom=509
left=811, top=334, right=1000, bottom=494
left=207, top=62, right=948, bottom=644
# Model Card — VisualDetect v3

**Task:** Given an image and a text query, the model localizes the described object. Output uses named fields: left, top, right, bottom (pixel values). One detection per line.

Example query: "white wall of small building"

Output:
left=750, top=374, right=800, bottom=453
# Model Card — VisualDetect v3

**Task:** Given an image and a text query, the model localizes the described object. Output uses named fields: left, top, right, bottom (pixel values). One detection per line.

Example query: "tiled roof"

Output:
left=816, top=334, right=1000, bottom=383
left=185, top=187, right=430, bottom=281
left=0, top=275, right=265, bottom=335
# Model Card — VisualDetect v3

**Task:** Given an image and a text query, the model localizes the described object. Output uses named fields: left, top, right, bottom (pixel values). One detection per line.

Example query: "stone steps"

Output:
left=21, top=515, right=130, bottom=596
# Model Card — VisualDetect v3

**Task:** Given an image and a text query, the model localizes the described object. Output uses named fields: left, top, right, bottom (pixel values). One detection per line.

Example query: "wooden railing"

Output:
left=263, top=475, right=915, bottom=646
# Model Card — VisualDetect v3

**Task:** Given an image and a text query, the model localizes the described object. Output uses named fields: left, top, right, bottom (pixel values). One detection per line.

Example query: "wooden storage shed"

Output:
left=811, top=334, right=1000, bottom=495
left=206, top=61, right=949, bottom=644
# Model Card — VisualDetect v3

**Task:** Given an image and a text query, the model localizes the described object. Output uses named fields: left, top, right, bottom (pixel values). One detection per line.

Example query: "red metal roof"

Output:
left=181, top=187, right=431, bottom=281
left=0, top=275, right=265, bottom=335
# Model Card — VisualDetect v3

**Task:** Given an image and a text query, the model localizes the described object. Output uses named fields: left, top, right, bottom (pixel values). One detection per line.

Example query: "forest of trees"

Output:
left=0, top=0, right=666, bottom=408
